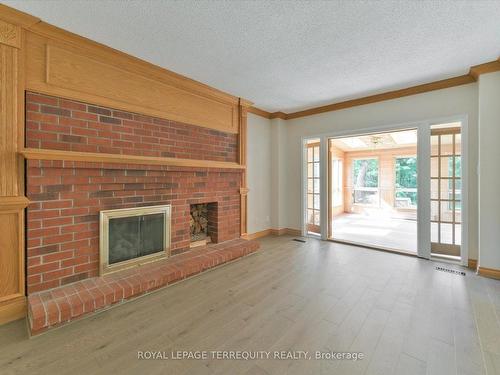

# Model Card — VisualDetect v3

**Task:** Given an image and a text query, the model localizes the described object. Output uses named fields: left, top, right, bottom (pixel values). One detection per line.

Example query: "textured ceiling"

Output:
left=5, top=0, right=500, bottom=112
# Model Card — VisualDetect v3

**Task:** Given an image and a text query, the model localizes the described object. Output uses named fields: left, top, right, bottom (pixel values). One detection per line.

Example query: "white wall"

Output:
left=283, top=84, right=479, bottom=259
left=478, top=71, right=500, bottom=270
left=270, top=118, right=288, bottom=229
left=247, top=113, right=272, bottom=233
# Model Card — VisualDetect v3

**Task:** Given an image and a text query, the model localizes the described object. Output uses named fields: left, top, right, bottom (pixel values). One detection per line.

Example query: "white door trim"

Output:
left=300, top=114, right=469, bottom=264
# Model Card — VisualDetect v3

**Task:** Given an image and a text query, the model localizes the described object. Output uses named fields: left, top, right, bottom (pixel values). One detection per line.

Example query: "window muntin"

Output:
left=307, top=143, right=321, bottom=230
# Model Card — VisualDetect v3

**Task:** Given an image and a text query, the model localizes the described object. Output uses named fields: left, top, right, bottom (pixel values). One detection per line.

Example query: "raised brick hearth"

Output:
left=28, top=239, right=259, bottom=335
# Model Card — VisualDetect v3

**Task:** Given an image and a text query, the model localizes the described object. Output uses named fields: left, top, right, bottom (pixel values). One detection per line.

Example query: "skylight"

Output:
left=340, top=137, right=366, bottom=148
left=390, top=130, right=417, bottom=145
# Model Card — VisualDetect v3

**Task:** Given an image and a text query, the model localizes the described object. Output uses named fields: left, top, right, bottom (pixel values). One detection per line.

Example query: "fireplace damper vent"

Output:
left=100, top=205, right=171, bottom=275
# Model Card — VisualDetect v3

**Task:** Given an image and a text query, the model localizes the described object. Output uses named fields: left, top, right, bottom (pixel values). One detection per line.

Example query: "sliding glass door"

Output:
left=327, top=129, right=418, bottom=254
left=303, top=119, right=465, bottom=263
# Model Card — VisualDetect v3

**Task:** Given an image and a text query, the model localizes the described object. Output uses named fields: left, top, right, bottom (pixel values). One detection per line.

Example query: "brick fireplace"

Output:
left=25, top=92, right=245, bottom=294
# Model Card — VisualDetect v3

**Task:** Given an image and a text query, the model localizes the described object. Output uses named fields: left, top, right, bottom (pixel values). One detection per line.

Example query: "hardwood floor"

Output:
left=0, top=235, right=499, bottom=375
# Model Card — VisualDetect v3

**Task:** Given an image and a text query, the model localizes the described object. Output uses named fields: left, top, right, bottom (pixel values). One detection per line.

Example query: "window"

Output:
left=307, top=143, right=320, bottom=232
left=353, top=158, right=379, bottom=205
left=395, top=156, right=417, bottom=208
left=332, top=159, right=343, bottom=207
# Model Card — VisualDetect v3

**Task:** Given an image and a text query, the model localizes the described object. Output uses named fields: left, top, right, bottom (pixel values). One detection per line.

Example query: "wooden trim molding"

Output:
left=286, top=75, right=475, bottom=119
left=469, top=60, right=500, bottom=81
left=25, top=33, right=244, bottom=133
left=245, top=228, right=303, bottom=238
left=30, top=21, right=241, bottom=107
left=0, top=25, right=21, bottom=197
left=0, top=8, right=27, bottom=326
left=239, top=101, right=250, bottom=237
left=270, top=112, right=287, bottom=120
left=247, top=107, right=287, bottom=120
left=20, top=148, right=245, bottom=170
left=0, top=196, right=29, bottom=209
left=0, top=201, right=26, bottom=324
left=478, top=266, right=500, bottom=280
left=248, top=106, right=271, bottom=118
left=270, top=228, right=302, bottom=237
left=0, top=4, right=40, bottom=29
left=285, top=228, right=303, bottom=237
left=468, top=258, right=478, bottom=270
left=0, top=296, right=26, bottom=325
left=250, top=57, right=500, bottom=121
left=243, top=229, right=272, bottom=240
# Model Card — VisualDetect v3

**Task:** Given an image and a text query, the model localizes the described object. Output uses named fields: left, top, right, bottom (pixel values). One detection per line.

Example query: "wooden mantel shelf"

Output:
left=20, top=148, right=245, bottom=170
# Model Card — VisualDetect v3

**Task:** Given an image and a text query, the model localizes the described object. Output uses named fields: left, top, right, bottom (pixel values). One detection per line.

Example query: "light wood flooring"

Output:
left=1, top=235, right=499, bottom=375
left=332, top=213, right=418, bottom=253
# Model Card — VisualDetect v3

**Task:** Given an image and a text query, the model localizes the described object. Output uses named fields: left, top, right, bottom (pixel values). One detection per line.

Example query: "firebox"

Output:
left=99, top=205, right=171, bottom=275
left=190, top=202, right=218, bottom=247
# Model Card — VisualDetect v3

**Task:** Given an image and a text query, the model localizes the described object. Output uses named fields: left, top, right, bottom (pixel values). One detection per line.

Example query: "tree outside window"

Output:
left=395, top=156, right=417, bottom=208
left=353, top=159, right=379, bottom=204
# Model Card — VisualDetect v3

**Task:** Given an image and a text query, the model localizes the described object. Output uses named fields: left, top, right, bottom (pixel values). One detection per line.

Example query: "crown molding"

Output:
left=251, top=57, right=500, bottom=121
left=286, top=74, right=475, bottom=120
left=248, top=106, right=271, bottom=118
left=469, top=59, right=500, bottom=81
left=247, top=107, right=287, bottom=120
left=270, top=111, right=287, bottom=120
left=0, top=4, right=40, bottom=28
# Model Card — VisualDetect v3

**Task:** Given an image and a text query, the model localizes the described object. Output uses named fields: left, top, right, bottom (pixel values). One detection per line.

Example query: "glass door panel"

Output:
left=306, top=140, right=321, bottom=235
left=430, top=125, right=461, bottom=257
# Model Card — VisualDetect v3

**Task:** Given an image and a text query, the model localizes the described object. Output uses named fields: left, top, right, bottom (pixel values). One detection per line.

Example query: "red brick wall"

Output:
left=25, top=93, right=242, bottom=294
left=26, top=161, right=241, bottom=293
left=26, top=92, right=238, bottom=162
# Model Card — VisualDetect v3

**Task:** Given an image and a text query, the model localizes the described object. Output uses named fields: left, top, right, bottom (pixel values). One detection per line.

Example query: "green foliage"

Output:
left=353, top=159, right=378, bottom=187
left=395, top=157, right=417, bottom=188
left=450, top=156, right=461, bottom=177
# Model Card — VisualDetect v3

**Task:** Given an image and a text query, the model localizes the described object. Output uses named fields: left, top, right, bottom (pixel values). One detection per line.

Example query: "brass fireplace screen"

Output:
left=99, top=205, right=171, bottom=275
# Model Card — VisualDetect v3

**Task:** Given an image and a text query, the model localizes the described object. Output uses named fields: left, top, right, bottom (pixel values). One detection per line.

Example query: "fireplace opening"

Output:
left=190, top=202, right=218, bottom=248
left=108, top=213, right=164, bottom=265
left=100, top=205, right=171, bottom=275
